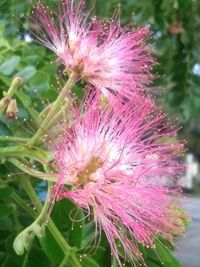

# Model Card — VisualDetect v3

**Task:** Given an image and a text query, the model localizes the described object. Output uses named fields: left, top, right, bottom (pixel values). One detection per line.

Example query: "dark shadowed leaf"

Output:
left=51, top=199, right=84, bottom=248
left=0, top=217, right=13, bottom=231
left=0, top=203, right=11, bottom=218
left=0, top=186, right=13, bottom=199
left=0, top=122, right=12, bottom=136
left=40, top=228, right=64, bottom=264
left=2, top=255, right=22, bottom=267
left=22, top=244, right=52, bottom=267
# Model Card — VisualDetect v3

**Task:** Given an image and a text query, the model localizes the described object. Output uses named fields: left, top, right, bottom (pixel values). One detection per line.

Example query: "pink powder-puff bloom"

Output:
left=33, top=1, right=154, bottom=99
left=52, top=93, right=185, bottom=266
left=33, top=0, right=96, bottom=66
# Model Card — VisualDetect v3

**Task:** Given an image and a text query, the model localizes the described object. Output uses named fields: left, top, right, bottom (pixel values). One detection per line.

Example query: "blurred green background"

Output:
left=0, top=0, right=200, bottom=267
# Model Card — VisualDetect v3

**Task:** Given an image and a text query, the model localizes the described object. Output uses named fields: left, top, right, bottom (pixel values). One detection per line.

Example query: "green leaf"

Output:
left=166, top=89, right=185, bottom=107
left=145, top=258, right=163, bottom=267
left=52, top=199, right=84, bottom=248
left=22, top=244, right=52, bottom=267
left=29, top=71, right=50, bottom=94
left=40, top=228, right=64, bottom=264
left=42, top=89, right=58, bottom=103
left=154, top=241, right=174, bottom=264
left=80, top=256, right=101, bottom=267
left=73, top=84, right=84, bottom=100
left=15, top=90, right=39, bottom=121
left=2, top=255, right=22, bottom=267
left=0, top=217, right=13, bottom=231
left=0, top=75, right=11, bottom=86
left=0, top=186, right=13, bottom=199
left=0, top=203, right=11, bottom=218
left=81, top=222, right=111, bottom=266
left=145, top=239, right=183, bottom=267
left=81, top=222, right=95, bottom=248
left=23, top=45, right=46, bottom=62
left=0, top=56, right=21, bottom=76
left=15, top=66, right=36, bottom=83
left=16, top=90, right=31, bottom=106
left=78, top=246, right=110, bottom=267
left=166, top=254, right=182, bottom=267
left=16, top=102, right=30, bottom=120
left=0, top=121, right=11, bottom=136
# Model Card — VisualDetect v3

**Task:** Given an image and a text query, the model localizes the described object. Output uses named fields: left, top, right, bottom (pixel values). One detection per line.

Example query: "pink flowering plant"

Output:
left=0, top=1, right=188, bottom=267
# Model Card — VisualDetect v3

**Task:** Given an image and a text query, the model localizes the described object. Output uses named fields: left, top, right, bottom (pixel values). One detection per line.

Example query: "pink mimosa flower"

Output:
left=52, top=94, right=185, bottom=266
left=33, top=1, right=154, bottom=99
left=34, top=0, right=95, bottom=66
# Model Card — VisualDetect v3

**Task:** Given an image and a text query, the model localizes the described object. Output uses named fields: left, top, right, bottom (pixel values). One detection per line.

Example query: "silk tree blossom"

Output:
left=33, top=0, right=154, bottom=99
left=33, top=0, right=96, bottom=66
left=51, top=94, right=185, bottom=266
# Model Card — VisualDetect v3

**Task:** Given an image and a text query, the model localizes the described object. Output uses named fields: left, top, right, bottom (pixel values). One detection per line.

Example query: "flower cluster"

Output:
left=34, top=1, right=186, bottom=266
left=33, top=0, right=154, bottom=99
left=53, top=94, right=184, bottom=264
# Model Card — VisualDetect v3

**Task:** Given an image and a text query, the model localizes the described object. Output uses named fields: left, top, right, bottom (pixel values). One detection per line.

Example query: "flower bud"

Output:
left=13, top=231, right=33, bottom=255
left=0, top=96, right=11, bottom=110
left=13, top=223, right=42, bottom=255
left=6, top=99, right=18, bottom=118
left=32, top=223, right=43, bottom=237
left=13, top=235, right=26, bottom=255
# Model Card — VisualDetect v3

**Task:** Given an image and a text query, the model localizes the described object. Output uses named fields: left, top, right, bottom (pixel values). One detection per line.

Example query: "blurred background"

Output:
left=0, top=0, right=200, bottom=267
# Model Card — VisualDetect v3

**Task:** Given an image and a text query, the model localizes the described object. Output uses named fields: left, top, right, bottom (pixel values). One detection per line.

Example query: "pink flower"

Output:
left=33, top=0, right=95, bottom=65
left=33, top=1, right=154, bottom=99
left=52, top=94, right=185, bottom=266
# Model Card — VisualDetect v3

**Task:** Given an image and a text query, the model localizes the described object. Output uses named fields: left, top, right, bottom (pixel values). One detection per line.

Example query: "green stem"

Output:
left=0, top=43, right=26, bottom=55
left=0, top=146, right=29, bottom=158
left=47, top=221, right=72, bottom=251
left=13, top=181, right=55, bottom=255
left=22, top=246, right=32, bottom=267
left=0, top=136, right=29, bottom=143
left=19, top=176, right=42, bottom=210
left=9, top=158, right=56, bottom=182
left=18, top=176, right=81, bottom=267
left=70, top=253, right=82, bottom=267
left=0, top=77, right=22, bottom=113
left=112, top=257, right=119, bottom=267
left=1, top=145, right=52, bottom=163
left=10, top=203, right=23, bottom=232
left=29, top=76, right=75, bottom=146
left=39, top=100, right=69, bottom=127
left=58, top=253, right=71, bottom=267
left=11, top=191, right=37, bottom=218
left=3, top=77, right=22, bottom=98
left=32, top=181, right=53, bottom=224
